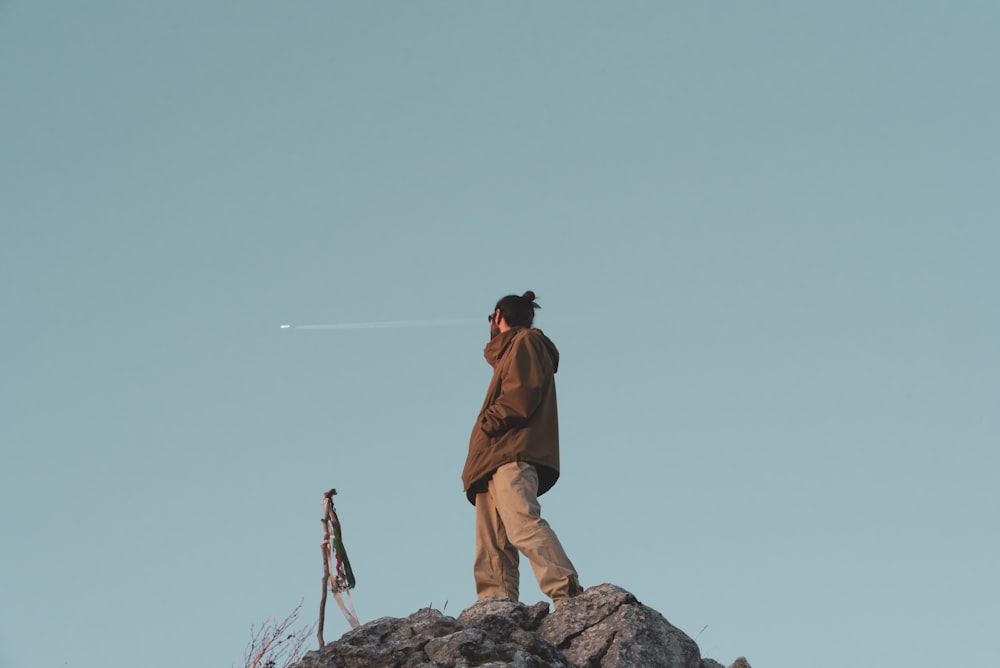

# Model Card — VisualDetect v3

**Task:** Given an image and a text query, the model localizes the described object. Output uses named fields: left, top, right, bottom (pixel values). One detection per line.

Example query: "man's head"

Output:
left=490, top=291, right=540, bottom=338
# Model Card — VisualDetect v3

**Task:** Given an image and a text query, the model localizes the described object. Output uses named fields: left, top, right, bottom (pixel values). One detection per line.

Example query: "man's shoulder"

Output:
left=512, top=327, right=547, bottom=349
left=514, top=328, right=559, bottom=370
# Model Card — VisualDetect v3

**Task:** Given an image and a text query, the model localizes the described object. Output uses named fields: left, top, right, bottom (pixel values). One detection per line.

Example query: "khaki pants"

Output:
left=474, top=461, right=581, bottom=604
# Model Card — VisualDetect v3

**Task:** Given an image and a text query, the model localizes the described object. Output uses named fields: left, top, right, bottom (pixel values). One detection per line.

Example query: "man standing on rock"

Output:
left=462, top=291, right=582, bottom=607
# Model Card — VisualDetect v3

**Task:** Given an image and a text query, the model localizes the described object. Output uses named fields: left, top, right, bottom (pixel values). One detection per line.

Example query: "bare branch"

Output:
left=242, top=600, right=315, bottom=668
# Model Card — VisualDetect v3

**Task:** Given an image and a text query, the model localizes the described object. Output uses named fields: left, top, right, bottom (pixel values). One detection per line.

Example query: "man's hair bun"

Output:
left=495, top=291, right=541, bottom=327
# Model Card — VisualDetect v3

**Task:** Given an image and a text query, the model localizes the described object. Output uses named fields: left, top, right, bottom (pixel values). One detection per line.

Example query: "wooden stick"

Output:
left=317, top=492, right=335, bottom=648
left=318, top=537, right=329, bottom=648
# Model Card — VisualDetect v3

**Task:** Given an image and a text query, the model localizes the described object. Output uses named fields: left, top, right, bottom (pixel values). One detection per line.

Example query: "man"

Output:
left=461, top=291, right=582, bottom=606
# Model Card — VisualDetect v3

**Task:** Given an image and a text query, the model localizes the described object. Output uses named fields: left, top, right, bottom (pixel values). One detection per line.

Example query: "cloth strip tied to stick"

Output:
left=318, top=488, right=359, bottom=647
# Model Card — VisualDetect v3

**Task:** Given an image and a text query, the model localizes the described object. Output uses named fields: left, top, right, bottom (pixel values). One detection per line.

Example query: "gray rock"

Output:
left=295, top=608, right=464, bottom=668
left=292, top=583, right=740, bottom=668
left=539, top=583, right=701, bottom=668
left=457, top=597, right=551, bottom=634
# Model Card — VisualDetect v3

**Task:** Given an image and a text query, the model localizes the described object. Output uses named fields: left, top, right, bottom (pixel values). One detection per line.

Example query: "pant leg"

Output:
left=474, top=488, right=521, bottom=601
left=489, top=461, right=581, bottom=604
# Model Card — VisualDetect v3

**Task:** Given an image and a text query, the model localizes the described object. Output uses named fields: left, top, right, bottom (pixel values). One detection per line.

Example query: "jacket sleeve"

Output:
left=480, top=335, right=547, bottom=437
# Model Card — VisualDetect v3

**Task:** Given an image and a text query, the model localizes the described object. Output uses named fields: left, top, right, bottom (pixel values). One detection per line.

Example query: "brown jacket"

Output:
left=462, top=327, right=561, bottom=504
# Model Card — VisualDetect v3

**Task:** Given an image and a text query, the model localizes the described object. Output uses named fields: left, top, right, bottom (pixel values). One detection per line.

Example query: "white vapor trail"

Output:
left=281, top=319, right=480, bottom=330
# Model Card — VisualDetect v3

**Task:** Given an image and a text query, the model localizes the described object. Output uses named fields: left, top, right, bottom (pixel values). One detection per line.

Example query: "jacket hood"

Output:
left=483, top=327, right=559, bottom=372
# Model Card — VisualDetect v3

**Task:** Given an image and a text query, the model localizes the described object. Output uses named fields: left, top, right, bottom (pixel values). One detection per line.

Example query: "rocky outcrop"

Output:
left=293, top=583, right=749, bottom=668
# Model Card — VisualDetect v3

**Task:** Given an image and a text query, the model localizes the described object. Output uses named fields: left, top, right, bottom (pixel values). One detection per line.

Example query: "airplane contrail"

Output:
left=280, top=319, right=480, bottom=330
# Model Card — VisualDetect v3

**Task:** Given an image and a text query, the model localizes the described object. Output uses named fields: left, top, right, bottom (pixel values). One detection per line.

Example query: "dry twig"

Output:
left=243, top=600, right=314, bottom=668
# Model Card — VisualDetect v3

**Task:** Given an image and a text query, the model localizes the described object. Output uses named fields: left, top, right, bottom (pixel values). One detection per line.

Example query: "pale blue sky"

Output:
left=2, top=3, right=997, bottom=667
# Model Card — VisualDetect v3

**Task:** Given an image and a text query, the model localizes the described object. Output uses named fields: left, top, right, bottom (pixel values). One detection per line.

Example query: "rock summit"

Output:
left=293, top=583, right=750, bottom=668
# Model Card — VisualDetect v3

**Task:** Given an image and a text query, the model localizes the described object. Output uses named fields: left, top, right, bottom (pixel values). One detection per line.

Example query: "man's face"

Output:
left=489, top=308, right=501, bottom=339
